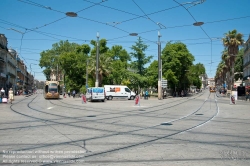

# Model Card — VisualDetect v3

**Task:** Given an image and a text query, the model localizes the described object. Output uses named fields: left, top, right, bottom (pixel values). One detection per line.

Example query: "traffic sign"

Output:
left=162, top=79, right=167, bottom=88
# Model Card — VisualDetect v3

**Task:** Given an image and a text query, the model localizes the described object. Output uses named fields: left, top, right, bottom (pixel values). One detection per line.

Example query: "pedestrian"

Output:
left=73, top=90, right=76, bottom=98
left=145, top=90, right=148, bottom=100
left=246, top=91, right=249, bottom=101
left=181, top=90, right=184, bottom=98
left=1, top=88, right=5, bottom=98
left=8, top=88, right=14, bottom=104
left=68, top=90, right=70, bottom=97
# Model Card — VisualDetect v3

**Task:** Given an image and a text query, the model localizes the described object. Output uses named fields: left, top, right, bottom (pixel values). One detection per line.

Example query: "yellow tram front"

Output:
left=44, top=81, right=60, bottom=99
left=210, top=86, right=216, bottom=93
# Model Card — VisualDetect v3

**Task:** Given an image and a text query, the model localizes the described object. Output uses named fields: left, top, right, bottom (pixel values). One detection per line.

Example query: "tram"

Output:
left=210, top=86, right=216, bottom=93
left=43, top=81, right=60, bottom=99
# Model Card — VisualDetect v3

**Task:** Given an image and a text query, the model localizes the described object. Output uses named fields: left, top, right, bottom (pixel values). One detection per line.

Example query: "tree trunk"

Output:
left=231, top=63, right=235, bottom=91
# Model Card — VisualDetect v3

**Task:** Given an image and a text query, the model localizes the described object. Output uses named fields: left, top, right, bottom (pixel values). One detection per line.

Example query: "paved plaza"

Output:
left=0, top=90, right=249, bottom=165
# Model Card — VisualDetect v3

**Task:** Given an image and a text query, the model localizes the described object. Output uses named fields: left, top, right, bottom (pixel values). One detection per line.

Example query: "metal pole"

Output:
left=161, top=59, right=162, bottom=81
left=86, top=59, right=89, bottom=88
left=158, top=31, right=162, bottom=100
left=95, top=32, right=99, bottom=87
left=57, top=63, right=58, bottom=81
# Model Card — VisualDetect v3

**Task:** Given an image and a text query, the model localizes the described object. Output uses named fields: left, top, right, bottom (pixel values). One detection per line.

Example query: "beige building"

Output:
left=0, top=34, right=8, bottom=91
left=0, top=34, right=34, bottom=94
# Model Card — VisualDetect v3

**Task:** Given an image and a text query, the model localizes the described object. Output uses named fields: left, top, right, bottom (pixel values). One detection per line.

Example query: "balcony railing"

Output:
left=16, top=57, right=21, bottom=62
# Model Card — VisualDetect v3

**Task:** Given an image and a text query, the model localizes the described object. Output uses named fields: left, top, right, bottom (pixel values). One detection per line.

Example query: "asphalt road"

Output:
left=0, top=90, right=249, bottom=166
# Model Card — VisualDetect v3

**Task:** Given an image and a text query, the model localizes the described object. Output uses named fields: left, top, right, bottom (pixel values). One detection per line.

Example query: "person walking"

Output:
left=1, top=88, right=5, bottom=98
left=181, top=90, right=184, bottom=98
left=246, top=91, right=249, bottom=101
left=145, top=90, right=149, bottom=100
left=8, top=88, right=14, bottom=104
left=68, top=90, right=71, bottom=97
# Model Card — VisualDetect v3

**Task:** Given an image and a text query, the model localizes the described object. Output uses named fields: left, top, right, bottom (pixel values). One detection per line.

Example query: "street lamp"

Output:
left=86, top=59, right=89, bottom=89
left=66, top=12, right=77, bottom=17
left=158, top=31, right=162, bottom=100
left=95, top=32, right=99, bottom=87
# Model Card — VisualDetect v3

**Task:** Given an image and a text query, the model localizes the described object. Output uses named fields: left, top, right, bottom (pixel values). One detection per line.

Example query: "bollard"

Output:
left=82, top=94, right=87, bottom=104
left=135, top=95, right=140, bottom=106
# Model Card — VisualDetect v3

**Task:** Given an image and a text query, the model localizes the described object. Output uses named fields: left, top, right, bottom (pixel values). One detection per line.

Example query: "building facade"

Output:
left=0, top=34, right=8, bottom=91
left=200, top=73, right=208, bottom=89
left=0, top=34, right=34, bottom=94
left=243, top=35, right=250, bottom=88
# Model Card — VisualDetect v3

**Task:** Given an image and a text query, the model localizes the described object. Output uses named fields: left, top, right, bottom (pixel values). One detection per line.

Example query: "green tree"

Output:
left=39, top=40, right=79, bottom=80
left=107, top=45, right=131, bottom=85
left=88, top=54, right=113, bottom=87
left=222, top=29, right=244, bottom=90
left=186, top=63, right=205, bottom=89
left=145, top=60, right=158, bottom=88
left=234, top=48, right=244, bottom=81
left=59, top=51, right=87, bottom=91
left=130, top=37, right=152, bottom=76
left=162, top=42, right=195, bottom=92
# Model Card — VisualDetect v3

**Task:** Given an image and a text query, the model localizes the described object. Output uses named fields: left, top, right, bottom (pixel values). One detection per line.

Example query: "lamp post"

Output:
left=158, top=31, right=162, bottom=100
left=95, top=32, right=99, bottom=87
left=86, top=59, right=89, bottom=89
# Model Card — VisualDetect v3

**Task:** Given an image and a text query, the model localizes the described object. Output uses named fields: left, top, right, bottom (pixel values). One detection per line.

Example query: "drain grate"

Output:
left=195, top=114, right=203, bottom=115
left=161, top=122, right=173, bottom=126
left=87, top=115, right=96, bottom=117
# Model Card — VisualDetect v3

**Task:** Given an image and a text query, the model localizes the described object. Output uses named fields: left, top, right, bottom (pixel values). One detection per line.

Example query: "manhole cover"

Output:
left=195, top=114, right=203, bottom=115
left=139, top=109, right=145, bottom=111
left=161, top=123, right=173, bottom=126
left=87, top=115, right=96, bottom=117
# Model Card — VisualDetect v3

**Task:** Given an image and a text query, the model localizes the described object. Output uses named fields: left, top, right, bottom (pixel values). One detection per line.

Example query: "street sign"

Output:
left=162, top=79, right=167, bottom=88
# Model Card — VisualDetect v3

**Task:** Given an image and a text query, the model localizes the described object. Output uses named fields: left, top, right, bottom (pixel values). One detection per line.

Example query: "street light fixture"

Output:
left=193, top=22, right=204, bottom=26
left=95, top=32, right=99, bottom=87
left=129, top=33, right=138, bottom=36
left=66, top=12, right=77, bottom=17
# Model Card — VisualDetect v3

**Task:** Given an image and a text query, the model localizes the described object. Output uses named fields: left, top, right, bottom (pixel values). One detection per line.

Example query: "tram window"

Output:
left=49, top=83, right=58, bottom=92
left=45, top=85, right=48, bottom=93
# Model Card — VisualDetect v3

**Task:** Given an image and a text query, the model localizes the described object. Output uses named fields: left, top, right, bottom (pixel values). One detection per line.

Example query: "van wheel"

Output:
left=102, top=99, right=105, bottom=102
left=108, top=96, right=113, bottom=100
left=130, top=96, right=135, bottom=100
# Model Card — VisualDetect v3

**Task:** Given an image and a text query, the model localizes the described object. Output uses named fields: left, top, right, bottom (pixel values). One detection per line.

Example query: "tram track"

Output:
left=41, top=92, right=219, bottom=165
left=6, top=92, right=209, bottom=135
left=4, top=92, right=218, bottom=163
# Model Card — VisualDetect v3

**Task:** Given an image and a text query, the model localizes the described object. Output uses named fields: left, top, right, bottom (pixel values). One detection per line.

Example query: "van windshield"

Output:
left=125, top=88, right=131, bottom=93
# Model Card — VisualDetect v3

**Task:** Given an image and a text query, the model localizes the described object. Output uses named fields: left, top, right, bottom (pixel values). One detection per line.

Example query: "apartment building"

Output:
left=243, top=35, right=250, bottom=88
left=0, top=34, right=8, bottom=90
left=0, top=34, right=34, bottom=93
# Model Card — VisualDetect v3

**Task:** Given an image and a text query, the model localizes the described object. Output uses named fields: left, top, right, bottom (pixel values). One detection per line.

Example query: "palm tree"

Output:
left=222, top=29, right=244, bottom=90
left=221, top=50, right=230, bottom=87
left=88, top=54, right=112, bottom=87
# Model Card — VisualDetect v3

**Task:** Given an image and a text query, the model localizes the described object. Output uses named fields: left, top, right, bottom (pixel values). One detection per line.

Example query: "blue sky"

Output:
left=1, top=0, right=250, bottom=81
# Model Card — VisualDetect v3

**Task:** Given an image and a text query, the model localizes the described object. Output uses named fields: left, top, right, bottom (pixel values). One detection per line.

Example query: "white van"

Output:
left=104, top=85, right=136, bottom=100
left=86, top=87, right=105, bottom=102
